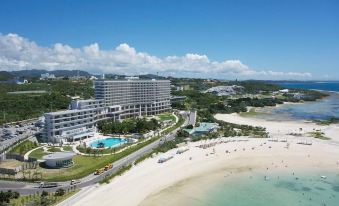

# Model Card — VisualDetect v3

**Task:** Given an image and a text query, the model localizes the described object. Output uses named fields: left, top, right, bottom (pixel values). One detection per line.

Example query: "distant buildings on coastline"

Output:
left=43, top=78, right=171, bottom=143
left=40, top=73, right=56, bottom=80
left=204, top=85, right=244, bottom=96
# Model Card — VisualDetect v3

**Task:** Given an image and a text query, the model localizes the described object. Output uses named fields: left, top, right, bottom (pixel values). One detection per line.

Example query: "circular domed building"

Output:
left=43, top=152, right=76, bottom=168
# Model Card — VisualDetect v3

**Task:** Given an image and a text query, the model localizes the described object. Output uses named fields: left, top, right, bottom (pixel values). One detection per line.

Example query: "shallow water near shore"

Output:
left=142, top=170, right=339, bottom=206
left=255, top=93, right=339, bottom=122
left=202, top=170, right=339, bottom=206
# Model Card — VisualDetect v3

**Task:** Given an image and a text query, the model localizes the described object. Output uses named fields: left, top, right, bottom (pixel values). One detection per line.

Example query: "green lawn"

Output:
left=14, top=114, right=183, bottom=182
left=157, top=113, right=176, bottom=122
left=40, top=115, right=184, bottom=182
left=10, top=140, right=39, bottom=155
left=47, top=147, right=62, bottom=152
left=29, top=148, right=47, bottom=159
left=62, top=146, right=73, bottom=151
left=239, top=108, right=258, bottom=117
left=41, top=137, right=160, bottom=181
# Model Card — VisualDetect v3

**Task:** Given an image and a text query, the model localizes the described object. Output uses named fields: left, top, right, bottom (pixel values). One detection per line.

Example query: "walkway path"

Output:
left=23, top=146, right=44, bottom=160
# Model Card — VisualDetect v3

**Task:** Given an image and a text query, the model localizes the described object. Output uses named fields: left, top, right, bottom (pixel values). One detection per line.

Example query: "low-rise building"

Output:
left=184, top=122, right=219, bottom=136
left=43, top=152, right=76, bottom=168
left=44, top=99, right=107, bottom=143
left=40, top=73, right=56, bottom=80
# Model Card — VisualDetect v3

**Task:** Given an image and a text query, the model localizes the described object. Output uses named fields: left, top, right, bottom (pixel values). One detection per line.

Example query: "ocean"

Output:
left=141, top=170, right=339, bottom=206
left=276, top=81, right=339, bottom=92
left=257, top=81, right=339, bottom=121
left=198, top=170, right=339, bottom=206
left=140, top=82, right=339, bottom=206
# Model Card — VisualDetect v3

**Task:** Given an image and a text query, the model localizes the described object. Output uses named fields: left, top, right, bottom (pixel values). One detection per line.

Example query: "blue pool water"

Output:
left=90, top=137, right=127, bottom=148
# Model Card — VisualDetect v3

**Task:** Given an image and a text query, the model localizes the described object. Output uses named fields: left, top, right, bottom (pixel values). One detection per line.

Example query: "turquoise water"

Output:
left=257, top=81, right=339, bottom=121
left=90, top=137, right=127, bottom=148
left=256, top=93, right=339, bottom=121
left=198, top=171, right=339, bottom=206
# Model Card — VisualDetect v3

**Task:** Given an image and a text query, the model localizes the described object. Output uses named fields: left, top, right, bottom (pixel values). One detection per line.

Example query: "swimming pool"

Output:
left=90, top=137, right=127, bottom=149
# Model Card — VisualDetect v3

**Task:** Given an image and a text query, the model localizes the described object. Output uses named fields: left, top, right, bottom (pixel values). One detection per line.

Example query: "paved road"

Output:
left=188, top=110, right=197, bottom=126
left=0, top=114, right=188, bottom=195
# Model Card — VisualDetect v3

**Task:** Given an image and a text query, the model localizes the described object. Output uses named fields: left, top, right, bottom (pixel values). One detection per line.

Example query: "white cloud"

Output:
left=0, top=33, right=313, bottom=79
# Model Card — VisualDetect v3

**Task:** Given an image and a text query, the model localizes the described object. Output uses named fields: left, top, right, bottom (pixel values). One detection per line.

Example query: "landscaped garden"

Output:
left=9, top=140, right=38, bottom=155
left=37, top=114, right=183, bottom=182
left=29, top=148, right=47, bottom=159
left=157, top=112, right=176, bottom=122
left=41, top=136, right=161, bottom=181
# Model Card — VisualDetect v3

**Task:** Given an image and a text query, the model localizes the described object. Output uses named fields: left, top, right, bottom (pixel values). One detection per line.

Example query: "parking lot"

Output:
left=0, top=120, right=43, bottom=152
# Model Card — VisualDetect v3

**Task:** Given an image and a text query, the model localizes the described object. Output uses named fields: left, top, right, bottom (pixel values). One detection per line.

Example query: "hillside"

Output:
left=8, top=69, right=91, bottom=78
left=0, top=71, right=14, bottom=81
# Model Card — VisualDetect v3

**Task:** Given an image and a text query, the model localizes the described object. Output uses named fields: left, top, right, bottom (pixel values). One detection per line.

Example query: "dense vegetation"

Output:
left=0, top=190, right=20, bottom=205
left=0, top=80, right=94, bottom=124
left=171, top=80, right=327, bottom=122
left=0, top=71, right=14, bottom=81
left=3, top=188, right=78, bottom=206
left=97, top=118, right=160, bottom=134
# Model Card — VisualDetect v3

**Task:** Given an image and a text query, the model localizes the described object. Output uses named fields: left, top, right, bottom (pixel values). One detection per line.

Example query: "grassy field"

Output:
left=29, top=148, right=47, bottom=159
left=62, top=146, right=73, bottom=151
left=47, top=147, right=62, bottom=152
left=158, top=112, right=176, bottom=122
left=239, top=108, right=258, bottom=117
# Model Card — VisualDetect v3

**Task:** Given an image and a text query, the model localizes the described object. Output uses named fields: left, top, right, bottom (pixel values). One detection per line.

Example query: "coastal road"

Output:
left=0, top=113, right=188, bottom=195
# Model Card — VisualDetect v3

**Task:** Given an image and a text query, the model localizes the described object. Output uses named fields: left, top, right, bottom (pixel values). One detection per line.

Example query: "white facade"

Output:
left=44, top=99, right=107, bottom=142
left=40, top=73, right=56, bottom=80
left=44, top=79, right=171, bottom=143
left=43, top=152, right=75, bottom=168
left=94, top=79, right=171, bottom=120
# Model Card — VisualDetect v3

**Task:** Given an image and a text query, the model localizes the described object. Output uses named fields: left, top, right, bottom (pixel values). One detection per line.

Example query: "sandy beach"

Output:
left=215, top=113, right=339, bottom=143
left=66, top=113, right=339, bottom=206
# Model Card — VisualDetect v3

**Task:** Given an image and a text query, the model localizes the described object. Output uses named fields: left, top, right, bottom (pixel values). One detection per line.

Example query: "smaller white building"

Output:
left=43, top=152, right=76, bottom=168
left=40, top=73, right=56, bottom=80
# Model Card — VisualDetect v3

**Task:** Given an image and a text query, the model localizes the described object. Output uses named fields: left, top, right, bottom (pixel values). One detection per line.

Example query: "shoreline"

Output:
left=251, top=92, right=339, bottom=124
left=68, top=112, right=339, bottom=206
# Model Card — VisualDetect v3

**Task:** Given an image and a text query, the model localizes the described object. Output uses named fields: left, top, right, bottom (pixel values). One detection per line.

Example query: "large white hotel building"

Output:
left=44, top=78, right=171, bottom=143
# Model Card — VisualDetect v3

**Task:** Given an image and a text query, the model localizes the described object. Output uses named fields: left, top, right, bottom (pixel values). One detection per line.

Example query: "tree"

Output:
left=186, top=124, right=193, bottom=129
left=177, top=129, right=189, bottom=138
left=55, top=188, right=65, bottom=197
left=41, top=191, right=49, bottom=197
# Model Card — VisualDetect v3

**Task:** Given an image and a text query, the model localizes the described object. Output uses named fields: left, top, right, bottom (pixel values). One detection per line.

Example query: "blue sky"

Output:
left=0, top=0, right=338, bottom=80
